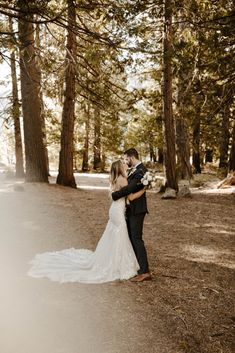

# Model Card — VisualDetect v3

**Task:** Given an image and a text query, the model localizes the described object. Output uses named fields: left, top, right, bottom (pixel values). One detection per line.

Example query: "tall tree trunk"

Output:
left=192, top=114, right=201, bottom=173
left=18, top=1, right=48, bottom=182
left=205, top=148, right=213, bottom=163
left=229, top=119, right=235, bottom=171
left=150, top=143, right=157, bottom=162
left=35, top=23, right=50, bottom=176
left=158, top=147, right=164, bottom=164
left=9, top=17, right=24, bottom=178
left=176, top=115, right=192, bottom=179
left=219, top=105, right=230, bottom=176
left=57, top=0, right=76, bottom=188
left=163, top=0, right=177, bottom=190
left=93, top=108, right=101, bottom=170
left=82, top=103, right=90, bottom=171
left=101, top=152, right=106, bottom=171
left=175, top=7, right=192, bottom=180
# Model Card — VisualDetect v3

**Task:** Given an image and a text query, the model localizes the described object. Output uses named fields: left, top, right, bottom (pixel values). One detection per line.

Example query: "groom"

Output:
left=112, top=148, right=151, bottom=282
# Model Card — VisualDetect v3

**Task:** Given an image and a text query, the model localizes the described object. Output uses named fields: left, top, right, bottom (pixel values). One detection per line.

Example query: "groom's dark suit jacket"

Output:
left=112, top=163, right=148, bottom=216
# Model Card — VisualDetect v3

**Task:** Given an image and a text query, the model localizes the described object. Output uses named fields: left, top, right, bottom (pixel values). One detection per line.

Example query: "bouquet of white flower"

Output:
left=141, top=171, right=159, bottom=189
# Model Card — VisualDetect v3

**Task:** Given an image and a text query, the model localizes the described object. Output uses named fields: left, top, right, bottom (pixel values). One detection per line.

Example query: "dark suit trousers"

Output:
left=126, top=213, right=149, bottom=274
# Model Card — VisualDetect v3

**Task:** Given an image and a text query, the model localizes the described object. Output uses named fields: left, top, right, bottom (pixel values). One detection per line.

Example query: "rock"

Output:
left=161, top=188, right=176, bottom=199
left=178, top=185, right=192, bottom=198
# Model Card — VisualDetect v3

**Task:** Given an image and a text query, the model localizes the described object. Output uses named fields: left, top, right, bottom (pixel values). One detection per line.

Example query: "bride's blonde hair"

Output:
left=110, top=159, right=126, bottom=190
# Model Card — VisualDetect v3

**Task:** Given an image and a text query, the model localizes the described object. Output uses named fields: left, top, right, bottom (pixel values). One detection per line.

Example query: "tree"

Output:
left=35, top=22, right=50, bottom=176
left=162, top=0, right=177, bottom=190
left=229, top=119, right=235, bottom=171
left=9, top=17, right=24, bottom=177
left=57, top=0, right=77, bottom=188
left=18, top=0, right=48, bottom=182
left=187, top=0, right=235, bottom=175
left=81, top=102, right=90, bottom=171
left=218, top=93, right=230, bottom=176
left=1, top=0, right=234, bottom=179
left=176, top=115, right=192, bottom=179
left=174, top=6, right=192, bottom=180
left=192, top=101, right=202, bottom=173
left=93, top=107, right=102, bottom=170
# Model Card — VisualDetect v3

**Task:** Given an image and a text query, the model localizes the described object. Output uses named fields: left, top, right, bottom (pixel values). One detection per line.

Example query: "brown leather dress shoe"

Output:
left=130, top=273, right=152, bottom=282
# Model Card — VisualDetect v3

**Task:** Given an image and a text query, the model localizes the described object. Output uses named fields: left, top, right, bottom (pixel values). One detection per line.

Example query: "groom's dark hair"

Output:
left=124, top=148, right=139, bottom=159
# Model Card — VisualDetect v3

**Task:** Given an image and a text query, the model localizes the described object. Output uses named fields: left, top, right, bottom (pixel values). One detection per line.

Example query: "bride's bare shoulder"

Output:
left=117, top=175, right=128, bottom=188
left=111, top=175, right=128, bottom=191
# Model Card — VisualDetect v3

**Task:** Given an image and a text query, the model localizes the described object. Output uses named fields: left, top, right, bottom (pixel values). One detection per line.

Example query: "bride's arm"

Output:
left=112, top=169, right=144, bottom=201
left=128, top=188, right=146, bottom=201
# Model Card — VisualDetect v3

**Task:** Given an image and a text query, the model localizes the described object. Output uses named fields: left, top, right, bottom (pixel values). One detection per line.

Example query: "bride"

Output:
left=28, top=160, right=146, bottom=283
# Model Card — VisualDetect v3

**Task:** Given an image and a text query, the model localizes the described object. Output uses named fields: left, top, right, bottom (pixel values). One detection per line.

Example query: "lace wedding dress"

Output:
left=28, top=198, right=139, bottom=283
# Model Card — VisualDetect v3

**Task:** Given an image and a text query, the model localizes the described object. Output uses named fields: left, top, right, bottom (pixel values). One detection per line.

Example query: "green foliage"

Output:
left=0, top=0, right=234, bottom=170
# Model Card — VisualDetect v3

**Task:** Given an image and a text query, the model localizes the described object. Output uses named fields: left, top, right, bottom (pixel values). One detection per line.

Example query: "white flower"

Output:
left=141, top=170, right=161, bottom=189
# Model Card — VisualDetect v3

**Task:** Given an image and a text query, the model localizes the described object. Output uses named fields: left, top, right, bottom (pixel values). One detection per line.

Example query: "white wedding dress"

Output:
left=28, top=198, right=139, bottom=283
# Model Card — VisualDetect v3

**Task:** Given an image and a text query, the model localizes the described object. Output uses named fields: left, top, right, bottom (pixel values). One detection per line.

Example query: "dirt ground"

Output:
left=0, top=172, right=234, bottom=353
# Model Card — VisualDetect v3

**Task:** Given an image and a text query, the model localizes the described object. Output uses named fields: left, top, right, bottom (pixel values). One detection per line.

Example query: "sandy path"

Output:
left=1, top=173, right=234, bottom=353
left=0, top=174, right=174, bottom=353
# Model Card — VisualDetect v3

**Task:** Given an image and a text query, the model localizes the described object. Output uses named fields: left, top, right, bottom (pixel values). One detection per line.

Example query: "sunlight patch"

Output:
left=191, top=186, right=235, bottom=195
left=201, top=223, right=235, bottom=235
left=0, top=188, right=14, bottom=194
left=182, top=244, right=235, bottom=269
left=77, top=185, right=110, bottom=190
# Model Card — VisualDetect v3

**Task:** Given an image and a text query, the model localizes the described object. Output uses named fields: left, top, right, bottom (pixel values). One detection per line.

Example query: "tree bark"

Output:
left=158, top=147, right=164, bottom=164
left=18, top=1, right=48, bottom=182
left=205, top=148, right=213, bottom=163
left=219, top=104, right=230, bottom=176
left=82, top=103, right=90, bottom=171
left=192, top=115, right=201, bottom=173
left=93, top=108, right=102, bottom=170
left=163, top=0, right=177, bottom=190
left=229, top=119, right=235, bottom=171
left=9, top=17, right=24, bottom=178
left=35, top=23, right=50, bottom=176
left=150, top=143, right=157, bottom=162
left=175, top=8, right=192, bottom=181
left=57, top=0, right=76, bottom=188
left=101, top=152, right=106, bottom=171
left=176, top=114, right=192, bottom=179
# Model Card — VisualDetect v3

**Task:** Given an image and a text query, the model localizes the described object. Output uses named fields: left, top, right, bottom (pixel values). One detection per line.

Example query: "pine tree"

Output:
left=18, top=0, right=48, bottom=182
left=57, top=0, right=77, bottom=187
left=163, top=0, right=177, bottom=190
left=9, top=17, right=24, bottom=178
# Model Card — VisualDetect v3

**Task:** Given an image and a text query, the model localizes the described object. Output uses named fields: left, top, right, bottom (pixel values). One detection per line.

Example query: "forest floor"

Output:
left=0, top=171, right=234, bottom=353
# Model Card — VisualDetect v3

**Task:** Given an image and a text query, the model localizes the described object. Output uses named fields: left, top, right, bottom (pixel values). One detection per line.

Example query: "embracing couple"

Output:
left=28, top=148, right=151, bottom=284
